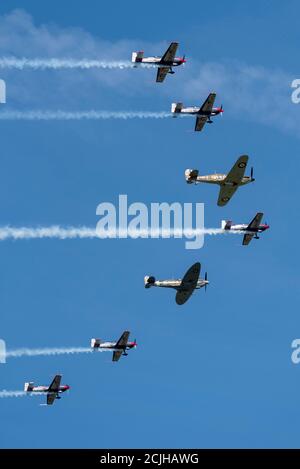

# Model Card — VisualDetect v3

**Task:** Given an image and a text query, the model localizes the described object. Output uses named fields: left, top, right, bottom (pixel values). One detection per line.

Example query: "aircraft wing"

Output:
left=47, top=393, right=56, bottom=406
left=217, top=155, right=249, bottom=206
left=242, top=213, right=263, bottom=245
left=176, top=262, right=201, bottom=305
left=161, top=42, right=179, bottom=63
left=246, top=212, right=263, bottom=231
left=200, top=92, right=216, bottom=113
left=181, top=262, right=201, bottom=287
left=115, top=330, right=130, bottom=349
left=156, top=67, right=170, bottom=83
left=176, top=289, right=194, bottom=305
left=48, top=374, right=62, bottom=392
left=242, top=233, right=254, bottom=246
left=217, top=185, right=239, bottom=207
left=195, top=115, right=208, bottom=131
left=112, top=350, right=123, bottom=362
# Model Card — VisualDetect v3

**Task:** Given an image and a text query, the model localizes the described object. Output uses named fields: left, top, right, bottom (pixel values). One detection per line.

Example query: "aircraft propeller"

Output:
left=205, top=272, right=208, bottom=291
left=250, top=167, right=254, bottom=180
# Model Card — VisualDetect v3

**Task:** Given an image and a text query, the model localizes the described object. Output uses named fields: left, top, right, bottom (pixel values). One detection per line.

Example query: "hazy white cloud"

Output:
left=0, top=9, right=166, bottom=107
left=176, top=60, right=297, bottom=135
left=0, top=9, right=297, bottom=136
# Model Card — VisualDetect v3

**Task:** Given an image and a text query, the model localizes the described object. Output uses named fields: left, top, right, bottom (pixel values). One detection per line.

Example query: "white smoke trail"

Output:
left=0, top=390, right=44, bottom=398
left=0, top=57, right=156, bottom=70
left=6, top=347, right=97, bottom=358
left=0, top=390, right=26, bottom=398
left=0, top=226, right=242, bottom=241
left=0, top=110, right=172, bottom=121
left=0, top=226, right=101, bottom=240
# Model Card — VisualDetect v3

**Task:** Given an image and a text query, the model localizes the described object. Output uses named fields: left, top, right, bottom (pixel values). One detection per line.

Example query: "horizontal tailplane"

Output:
left=91, top=338, right=101, bottom=349
left=144, top=276, right=156, bottom=288
left=185, top=169, right=199, bottom=183
left=221, top=220, right=232, bottom=230
left=171, top=102, right=183, bottom=114
left=24, top=382, right=34, bottom=392
left=131, top=51, right=144, bottom=63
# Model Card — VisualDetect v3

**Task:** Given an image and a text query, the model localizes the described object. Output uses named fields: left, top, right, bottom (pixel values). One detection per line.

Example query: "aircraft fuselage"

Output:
left=177, top=106, right=222, bottom=117
left=94, top=341, right=136, bottom=350
left=150, top=278, right=208, bottom=290
left=189, top=174, right=253, bottom=186
left=136, top=57, right=185, bottom=67
left=28, top=385, right=69, bottom=394
left=228, top=223, right=269, bottom=233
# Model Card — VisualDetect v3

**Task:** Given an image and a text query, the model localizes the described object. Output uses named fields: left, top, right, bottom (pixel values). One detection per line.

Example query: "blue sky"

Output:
left=0, top=0, right=299, bottom=448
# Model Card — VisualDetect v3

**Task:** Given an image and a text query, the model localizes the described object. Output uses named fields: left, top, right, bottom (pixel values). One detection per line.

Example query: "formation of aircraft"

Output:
left=4, top=42, right=270, bottom=408
left=171, top=92, right=223, bottom=131
left=132, top=42, right=185, bottom=83
left=144, top=262, right=208, bottom=305
left=21, top=332, right=137, bottom=405
left=185, top=155, right=255, bottom=207
left=20, top=332, right=137, bottom=405
left=221, top=212, right=269, bottom=245
left=24, top=374, right=70, bottom=406
left=91, top=330, right=137, bottom=362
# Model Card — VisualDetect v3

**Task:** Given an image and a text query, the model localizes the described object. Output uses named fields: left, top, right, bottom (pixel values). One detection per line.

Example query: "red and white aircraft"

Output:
left=132, top=42, right=185, bottom=83
left=221, top=212, right=269, bottom=245
left=171, top=92, right=223, bottom=131
left=24, top=374, right=70, bottom=405
left=91, top=330, right=137, bottom=362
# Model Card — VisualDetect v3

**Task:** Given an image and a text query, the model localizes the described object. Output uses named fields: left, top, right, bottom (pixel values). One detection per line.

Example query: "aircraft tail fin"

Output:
left=144, top=276, right=156, bottom=288
left=91, top=338, right=101, bottom=349
left=221, top=220, right=232, bottom=230
left=171, top=102, right=183, bottom=114
left=24, top=382, right=34, bottom=392
left=185, top=169, right=199, bottom=184
left=132, top=51, right=144, bottom=63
